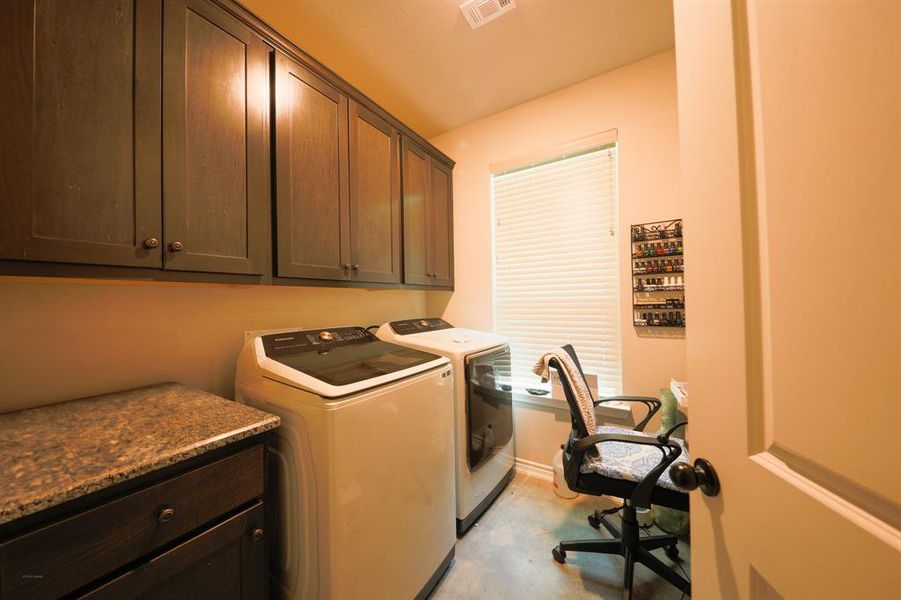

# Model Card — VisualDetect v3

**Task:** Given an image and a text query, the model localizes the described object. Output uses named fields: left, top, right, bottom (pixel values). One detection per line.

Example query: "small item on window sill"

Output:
left=525, top=387, right=550, bottom=396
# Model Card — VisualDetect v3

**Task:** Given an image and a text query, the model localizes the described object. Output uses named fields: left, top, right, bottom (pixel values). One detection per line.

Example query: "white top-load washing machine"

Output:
left=235, top=326, right=455, bottom=600
left=377, top=318, right=515, bottom=534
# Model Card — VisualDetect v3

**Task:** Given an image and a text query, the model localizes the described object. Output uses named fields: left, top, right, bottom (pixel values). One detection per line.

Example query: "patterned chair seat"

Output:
left=580, top=426, right=690, bottom=492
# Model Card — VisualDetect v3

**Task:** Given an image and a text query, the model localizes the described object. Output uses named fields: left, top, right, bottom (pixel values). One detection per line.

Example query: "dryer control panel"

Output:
left=262, top=327, right=372, bottom=357
left=389, top=318, right=453, bottom=335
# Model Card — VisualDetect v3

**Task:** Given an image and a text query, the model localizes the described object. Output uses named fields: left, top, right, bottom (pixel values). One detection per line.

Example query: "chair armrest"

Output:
left=573, top=430, right=684, bottom=508
left=657, top=421, right=688, bottom=444
left=594, top=396, right=661, bottom=432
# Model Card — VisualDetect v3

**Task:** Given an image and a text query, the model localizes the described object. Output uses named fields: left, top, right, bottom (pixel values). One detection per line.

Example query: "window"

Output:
left=492, top=141, right=621, bottom=396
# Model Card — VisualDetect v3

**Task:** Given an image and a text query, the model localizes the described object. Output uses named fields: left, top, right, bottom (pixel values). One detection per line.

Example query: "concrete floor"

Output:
left=431, top=473, right=691, bottom=599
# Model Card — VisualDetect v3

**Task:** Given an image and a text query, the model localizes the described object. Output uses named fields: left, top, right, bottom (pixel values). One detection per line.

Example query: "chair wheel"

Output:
left=665, top=544, right=680, bottom=560
left=552, top=545, right=567, bottom=564
left=587, top=513, right=600, bottom=529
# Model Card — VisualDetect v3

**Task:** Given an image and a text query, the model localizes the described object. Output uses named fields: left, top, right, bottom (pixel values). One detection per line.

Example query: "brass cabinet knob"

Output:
left=251, top=528, right=264, bottom=541
left=168, top=241, right=184, bottom=252
left=142, top=238, right=159, bottom=249
left=158, top=507, right=176, bottom=524
left=352, top=264, right=360, bottom=270
left=342, top=263, right=352, bottom=270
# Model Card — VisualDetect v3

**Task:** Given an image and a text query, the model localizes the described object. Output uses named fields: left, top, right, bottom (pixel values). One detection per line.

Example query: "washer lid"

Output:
left=255, top=327, right=448, bottom=398
left=377, top=320, right=509, bottom=360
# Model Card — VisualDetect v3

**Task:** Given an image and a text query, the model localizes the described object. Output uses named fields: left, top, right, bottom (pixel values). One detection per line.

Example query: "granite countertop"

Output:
left=0, top=383, right=280, bottom=526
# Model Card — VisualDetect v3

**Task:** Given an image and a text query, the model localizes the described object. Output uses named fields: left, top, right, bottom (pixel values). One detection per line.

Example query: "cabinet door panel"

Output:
left=401, top=139, right=431, bottom=286
left=429, top=160, right=454, bottom=287
left=349, top=102, right=401, bottom=283
left=0, top=0, right=162, bottom=267
left=163, top=0, right=269, bottom=274
left=274, top=53, right=349, bottom=280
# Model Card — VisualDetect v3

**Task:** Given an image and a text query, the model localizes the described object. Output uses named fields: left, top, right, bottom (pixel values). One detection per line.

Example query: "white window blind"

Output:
left=492, top=143, right=622, bottom=396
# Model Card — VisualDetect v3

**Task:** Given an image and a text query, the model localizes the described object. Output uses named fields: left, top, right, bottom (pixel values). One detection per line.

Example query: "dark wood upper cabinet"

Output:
left=401, top=140, right=432, bottom=286
left=273, top=53, right=350, bottom=281
left=162, top=0, right=270, bottom=274
left=429, top=159, right=454, bottom=287
left=0, top=0, right=163, bottom=268
left=348, top=102, right=402, bottom=284
left=1, top=0, right=451, bottom=287
left=402, top=139, right=454, bottom=288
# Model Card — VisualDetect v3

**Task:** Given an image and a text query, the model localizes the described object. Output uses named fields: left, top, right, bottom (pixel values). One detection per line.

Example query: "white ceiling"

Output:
left=241, top=0, right=675, bottom=138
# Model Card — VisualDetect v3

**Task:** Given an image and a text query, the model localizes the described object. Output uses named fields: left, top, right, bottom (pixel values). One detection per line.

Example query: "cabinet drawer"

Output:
left=0, top=445, right=263, bottom=599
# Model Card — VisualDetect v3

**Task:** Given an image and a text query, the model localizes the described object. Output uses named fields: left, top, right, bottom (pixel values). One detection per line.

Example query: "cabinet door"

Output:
left=0, top=0, right=162, bottom=267
left=81, top=502, right=266, bottom=600
left=401, top=139, right=432, bottom=286
left=348, top=102, right=401, bottom=284
left=274, top=53, right=350, bottom=281
left=162, top=0, right=269, bottom=274
left=428, top=159, right=454, bottom=287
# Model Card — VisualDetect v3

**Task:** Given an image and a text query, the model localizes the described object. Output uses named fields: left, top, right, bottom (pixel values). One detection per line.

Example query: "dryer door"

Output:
left=464, top=345, right=513, bottom=470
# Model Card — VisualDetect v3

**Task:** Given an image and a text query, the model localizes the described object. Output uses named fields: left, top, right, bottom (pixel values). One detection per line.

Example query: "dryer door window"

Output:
left=465, top=345, right=513, bottom=471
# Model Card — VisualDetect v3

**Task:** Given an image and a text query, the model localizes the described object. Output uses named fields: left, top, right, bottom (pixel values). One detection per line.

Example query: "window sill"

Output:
left=512, top=388, right=633, bottom=420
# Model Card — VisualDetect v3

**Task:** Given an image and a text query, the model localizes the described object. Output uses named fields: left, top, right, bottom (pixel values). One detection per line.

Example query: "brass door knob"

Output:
left=168, top=241, right=184, bottom=252
left=142, top=238, right=159, bottom=249
left=158, top=507, right=176, bottom=524
left=251, top=528, right=264, bottom=541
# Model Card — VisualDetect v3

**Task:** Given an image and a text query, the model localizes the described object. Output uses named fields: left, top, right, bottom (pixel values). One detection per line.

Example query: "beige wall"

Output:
left=0, top=277, right=425, bottom=413
left=426, top=49, right=685, bottom=468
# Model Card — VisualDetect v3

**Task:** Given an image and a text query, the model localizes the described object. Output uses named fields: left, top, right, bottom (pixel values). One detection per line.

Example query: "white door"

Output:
left=673, top=1, right=901, bottom=597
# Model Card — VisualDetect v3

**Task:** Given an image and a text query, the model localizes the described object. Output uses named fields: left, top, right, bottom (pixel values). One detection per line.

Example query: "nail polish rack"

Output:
left=631, top=219, right=685, bottom=328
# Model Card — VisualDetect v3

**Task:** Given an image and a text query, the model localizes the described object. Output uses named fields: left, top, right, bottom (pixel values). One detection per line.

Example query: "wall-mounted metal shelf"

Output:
left=631, top=219, right=685, bottom=330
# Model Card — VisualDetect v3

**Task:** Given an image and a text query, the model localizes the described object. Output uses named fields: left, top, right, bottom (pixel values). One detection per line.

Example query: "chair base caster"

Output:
left=665, top=544, right=680, bottom=561
left=552, top=545, right=567, bottom=564
left=587, top=513, right=600, bottom=529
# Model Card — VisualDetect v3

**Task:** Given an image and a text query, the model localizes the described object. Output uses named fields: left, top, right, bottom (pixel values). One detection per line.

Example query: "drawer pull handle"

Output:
left=158, top=507, right=176, bottom=524
left=251, top=528, right=264, bottom=541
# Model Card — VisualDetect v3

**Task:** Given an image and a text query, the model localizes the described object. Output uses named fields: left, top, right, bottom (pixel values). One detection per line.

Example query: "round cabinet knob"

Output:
left=352, top=264, right=360, bottom=270
left=251, top=528, right=264, bottom=541
left=168, top=241, right=184, bottom=252
left=158, top=507, right=176, bottom=524
left=669, top=458, right=720, bottom=497
left=142, top=238, right=160, bottom=249
left=343, top=263, right=352, bottom=270
left=318, top=331, right=335, bottom=342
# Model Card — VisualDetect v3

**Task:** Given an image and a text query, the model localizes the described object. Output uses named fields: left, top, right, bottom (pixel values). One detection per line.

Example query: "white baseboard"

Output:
left=514, top=457, right=553, bottom=481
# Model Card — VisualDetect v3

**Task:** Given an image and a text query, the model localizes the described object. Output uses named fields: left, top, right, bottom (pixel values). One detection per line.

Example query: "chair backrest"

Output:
left=548, top=344, right=595, bottom=439
left=547, top=344, right=599, bottom=488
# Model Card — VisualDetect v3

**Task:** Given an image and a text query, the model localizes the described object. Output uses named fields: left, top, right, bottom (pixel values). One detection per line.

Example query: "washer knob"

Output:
left=418, top=320, right=429, bottom=327
left=318, top=331, right=335, bottom=342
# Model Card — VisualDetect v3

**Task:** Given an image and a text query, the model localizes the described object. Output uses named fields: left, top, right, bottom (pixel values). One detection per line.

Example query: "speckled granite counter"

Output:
left=0, top=383, right=279, bottom=525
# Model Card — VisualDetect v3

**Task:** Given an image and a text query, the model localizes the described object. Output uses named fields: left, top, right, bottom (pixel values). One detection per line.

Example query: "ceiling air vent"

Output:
left=460, top=0, right=517, bottom=30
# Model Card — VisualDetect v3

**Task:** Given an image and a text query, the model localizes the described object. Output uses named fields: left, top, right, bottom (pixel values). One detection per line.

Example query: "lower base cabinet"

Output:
left=82, top=503, right=266, bottom=600
left=0, top=444, right=269, bottom=600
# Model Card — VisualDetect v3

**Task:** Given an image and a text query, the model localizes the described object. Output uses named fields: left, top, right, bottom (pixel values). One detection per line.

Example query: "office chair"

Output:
left=544, top=345, right=691, bottom=599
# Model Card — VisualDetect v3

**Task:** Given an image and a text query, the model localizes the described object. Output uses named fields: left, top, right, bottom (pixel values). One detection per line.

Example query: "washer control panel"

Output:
left=389, top=318, right=453, bottom=335
left=262, top=327, right=372, bottom=356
